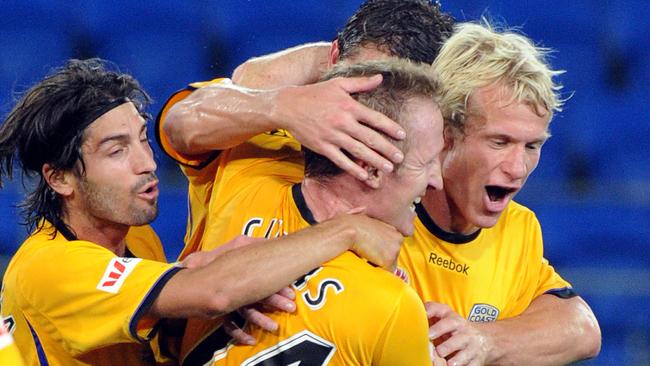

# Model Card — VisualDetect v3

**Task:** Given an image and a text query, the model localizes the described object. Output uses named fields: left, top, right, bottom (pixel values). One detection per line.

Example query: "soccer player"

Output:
left=0, top=58, right=404, bottom=366
left=400, top=22, right=602, bottom=365
left=186, top=59, right=446, bottom=366
left=159, top=1, right=601, bottom=364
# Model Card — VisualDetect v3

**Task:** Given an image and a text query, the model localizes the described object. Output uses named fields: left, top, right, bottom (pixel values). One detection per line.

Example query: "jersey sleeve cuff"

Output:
left=544, top=286, right=578, bottom=299
left=129, top=266, right=184, bottom=343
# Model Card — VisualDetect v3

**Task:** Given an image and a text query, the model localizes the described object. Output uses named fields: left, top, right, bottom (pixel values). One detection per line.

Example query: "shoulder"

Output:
left=496, top=201, right=541, bottom=230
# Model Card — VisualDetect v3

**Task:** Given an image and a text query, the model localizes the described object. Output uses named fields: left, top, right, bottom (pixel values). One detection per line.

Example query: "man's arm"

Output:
left=150, top=213, right=403, bottom=318
left=427, top=294, right=601, bottom=366
left=232, top=42, right=332, bottom=88
left=161, top=45, right=406, bottom=183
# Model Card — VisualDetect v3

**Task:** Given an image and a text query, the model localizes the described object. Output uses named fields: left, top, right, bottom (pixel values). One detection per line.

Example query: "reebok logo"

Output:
left=96, top=258, right=141, bottom=294
left=428, top=252, right=469, bottom=275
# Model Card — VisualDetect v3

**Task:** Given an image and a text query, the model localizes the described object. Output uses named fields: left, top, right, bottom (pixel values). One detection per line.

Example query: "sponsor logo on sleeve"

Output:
left=96, top=258, right=142, bottom=294
left=468, top=303, right=500, bottom=322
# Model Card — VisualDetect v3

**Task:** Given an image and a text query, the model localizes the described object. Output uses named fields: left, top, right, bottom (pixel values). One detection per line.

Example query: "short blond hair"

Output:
left=433, top=22, right=564, bottom=133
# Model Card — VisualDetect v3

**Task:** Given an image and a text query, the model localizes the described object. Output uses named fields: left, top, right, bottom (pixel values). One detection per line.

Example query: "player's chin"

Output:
left=130, top=205, right=159, bottom=226
left=397, top=221, right=414, bottom=237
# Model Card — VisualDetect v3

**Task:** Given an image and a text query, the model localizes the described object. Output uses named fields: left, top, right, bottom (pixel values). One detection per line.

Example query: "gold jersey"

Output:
left=1, top=222, right=180, bottom=366
left=209, top=253, right=432, bottom=366
left=397, top=202, right=573, bottom=321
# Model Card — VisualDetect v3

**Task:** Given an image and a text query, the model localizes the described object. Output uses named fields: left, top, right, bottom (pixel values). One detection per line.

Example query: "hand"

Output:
left=333, top=211, right=403, bottom=270
left=224, top=287, right=296, bottom=345
left=180, top=235, right=262, bottom=269
left=430, top=343, right=448, bottom=366
left=274, top=75, right=406, bottom=187
left=426, top=302, right=490, bottom=366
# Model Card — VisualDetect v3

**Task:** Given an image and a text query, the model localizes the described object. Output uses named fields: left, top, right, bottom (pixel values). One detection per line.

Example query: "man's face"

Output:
left=442, top=84, right=549, bottom=233
left=73, top=102, right=159, bottom=227
left=366, top=96, right=444, bottom=236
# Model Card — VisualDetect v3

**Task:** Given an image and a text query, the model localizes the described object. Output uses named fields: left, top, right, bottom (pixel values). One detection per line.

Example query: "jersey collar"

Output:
left=415, top=202, right=481, bottom=244
left=292, top=183, right=317, bottom=225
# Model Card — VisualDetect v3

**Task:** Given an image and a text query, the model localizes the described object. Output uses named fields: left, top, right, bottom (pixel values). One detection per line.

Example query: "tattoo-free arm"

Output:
left=473, top=295, right=601, bottom=365
left=150, top=213, right=403, bottom=318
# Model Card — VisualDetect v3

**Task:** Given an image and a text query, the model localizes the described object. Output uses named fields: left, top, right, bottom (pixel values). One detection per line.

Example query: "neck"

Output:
left=63, top=208, right=129, bottom=256
left=421, top=187, right=478, bottom=235
left=301, top=176, right=367, bottom=222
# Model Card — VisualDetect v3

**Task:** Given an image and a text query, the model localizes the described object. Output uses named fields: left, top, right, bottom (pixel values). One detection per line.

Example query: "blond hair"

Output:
left=433, top=21, right=564, bottom=133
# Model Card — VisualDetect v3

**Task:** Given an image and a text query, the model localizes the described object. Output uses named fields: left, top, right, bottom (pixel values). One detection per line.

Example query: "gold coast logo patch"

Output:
left=468, top=303, right=499, bottom=322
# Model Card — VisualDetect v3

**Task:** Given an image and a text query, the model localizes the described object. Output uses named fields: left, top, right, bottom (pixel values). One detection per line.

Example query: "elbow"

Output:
left=163, top=106, right=201, bottom=155
left=581, top=315, right=602, bottom=360
left=575, top=299, right=602, bottom=360
left=232, top=61, right=249, bottom=84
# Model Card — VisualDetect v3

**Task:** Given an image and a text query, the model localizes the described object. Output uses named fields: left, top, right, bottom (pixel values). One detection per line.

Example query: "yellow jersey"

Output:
left=397, top=202, right=573, bottom=321
left=1, top=222, right=181, bottom=366
left=160, top=127, right=432, bottom=365
left=208, top=252, right=432, bottom=366
left=155, top=79, right=304, bottom=261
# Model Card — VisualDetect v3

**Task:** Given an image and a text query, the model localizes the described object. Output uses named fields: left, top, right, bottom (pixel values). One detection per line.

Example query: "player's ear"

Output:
left=357, top=159, right=384, bottom=189
left=443, top=124, right=458, bottom=151
left=328, top=40, right=340, bottom=68
left=42, top=163, right=74, bottom=197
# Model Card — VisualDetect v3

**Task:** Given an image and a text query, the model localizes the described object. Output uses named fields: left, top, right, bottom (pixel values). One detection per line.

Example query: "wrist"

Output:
left=267, top=86, right=297, bottom=133
left=321, top=215, right=358, bottom=252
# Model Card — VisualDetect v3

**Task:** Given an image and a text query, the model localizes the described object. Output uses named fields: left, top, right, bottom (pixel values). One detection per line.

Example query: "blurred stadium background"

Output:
left=0, top=1, right=648, bottom=364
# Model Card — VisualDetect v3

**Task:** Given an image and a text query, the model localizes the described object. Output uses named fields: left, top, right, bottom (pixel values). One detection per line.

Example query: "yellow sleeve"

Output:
left=16, top=241, right=180, bottom=356
left=534, top=257, right=573, bottom=298
left=526, top=215, right=573, bottom=299
left=373, top=287, right=432, bottom=366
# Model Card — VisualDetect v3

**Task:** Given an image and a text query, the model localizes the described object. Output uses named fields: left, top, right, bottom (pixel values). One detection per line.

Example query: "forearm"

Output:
left=152, top=217, right=357, bottom=318
left=233, top=42, right=332, bottom=88
left=163, top=83, right=282, bottom=155
left=476, top=295, right=601, bottom=365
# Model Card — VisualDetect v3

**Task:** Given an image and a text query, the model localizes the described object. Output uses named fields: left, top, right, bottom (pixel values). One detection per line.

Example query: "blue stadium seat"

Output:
left=532, top=202, right=650, bottom=268
left=0, top=0, right=75, bottom=115
left=201, top=0, right=364, bottom=73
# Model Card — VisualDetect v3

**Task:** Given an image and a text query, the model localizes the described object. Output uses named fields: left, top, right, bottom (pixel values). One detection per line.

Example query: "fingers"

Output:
left=337, top=74, right=384, bottom=94
left=223, top=317, right=256, bottom=345
left=259, top=293, right=296, bottom=313
left=428, top=313, right=464, bottom=341
left=318, top=144, right=371, bottom=182
left=336, top=75, right=407, bottom=143
left=337, top=133, right=396, bottom=174
left=276, top=286, right=296, bottom=300
left=425, top=302, right=454, bottom=321
left=239, top=306, right=279, bottom=333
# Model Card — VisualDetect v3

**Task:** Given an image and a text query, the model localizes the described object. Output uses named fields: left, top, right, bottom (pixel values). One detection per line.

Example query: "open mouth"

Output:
left=485, top=185, right=516, bottom=202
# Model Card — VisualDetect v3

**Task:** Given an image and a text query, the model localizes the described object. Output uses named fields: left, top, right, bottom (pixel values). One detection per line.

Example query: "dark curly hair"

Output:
left=0, top=58, right=151, bottom=236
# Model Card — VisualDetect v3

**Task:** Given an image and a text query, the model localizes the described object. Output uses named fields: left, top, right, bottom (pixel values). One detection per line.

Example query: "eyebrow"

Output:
left=96, top=123, right=148, bottom=149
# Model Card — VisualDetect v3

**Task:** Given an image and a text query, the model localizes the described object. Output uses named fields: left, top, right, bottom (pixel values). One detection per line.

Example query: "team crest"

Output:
left=468, top=303, right=499, bottom=322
